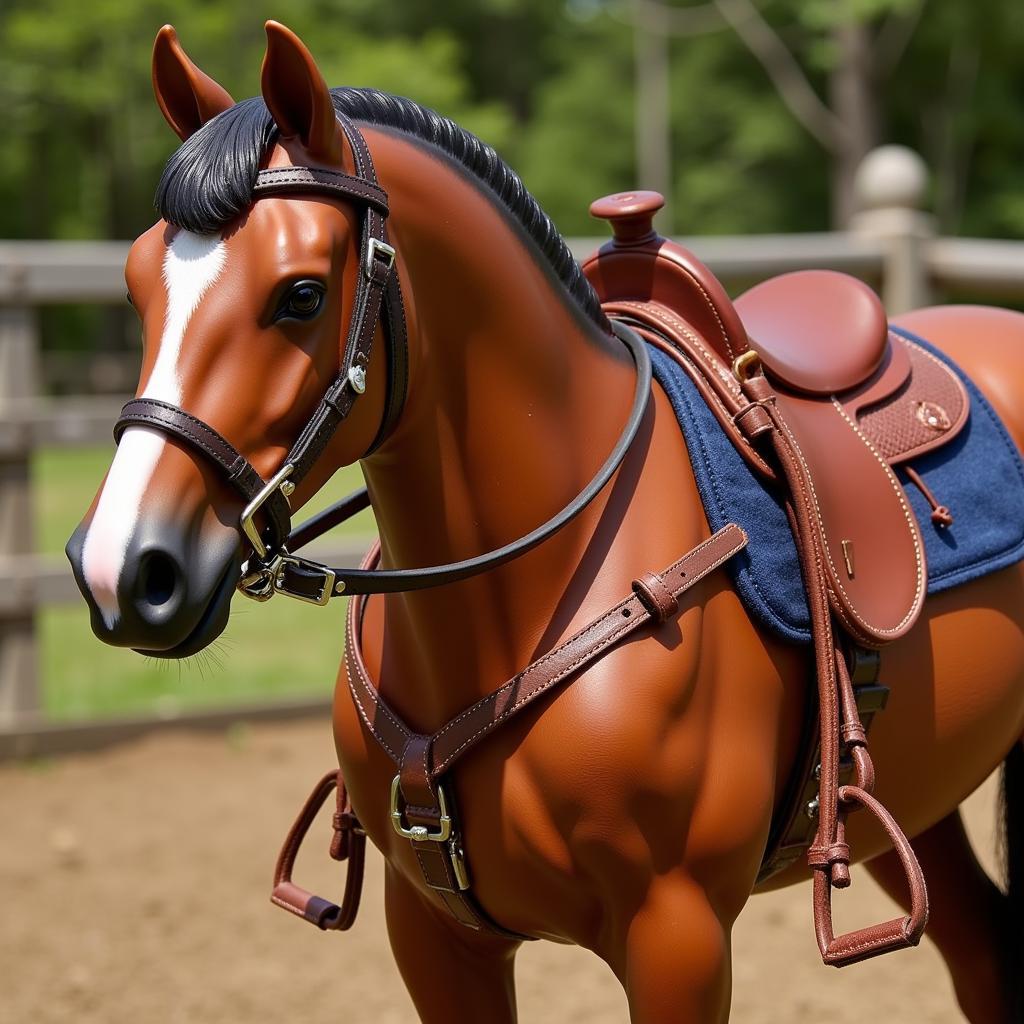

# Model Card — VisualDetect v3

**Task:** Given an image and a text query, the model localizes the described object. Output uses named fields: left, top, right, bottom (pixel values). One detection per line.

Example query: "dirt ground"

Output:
left=2, top=718, right=1001, bottom=1023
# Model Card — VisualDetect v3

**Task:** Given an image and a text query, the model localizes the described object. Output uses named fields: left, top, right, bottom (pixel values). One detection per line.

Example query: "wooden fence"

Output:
left=3, top=144, right=1024, bottom=756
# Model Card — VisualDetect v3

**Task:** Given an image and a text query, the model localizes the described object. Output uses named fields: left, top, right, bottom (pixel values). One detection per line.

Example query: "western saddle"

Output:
left=586, top=189, right=966, bottom=649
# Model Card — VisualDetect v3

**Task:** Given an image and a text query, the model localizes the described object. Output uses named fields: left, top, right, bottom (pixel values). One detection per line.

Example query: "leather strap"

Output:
left=273, top=524, right=747, bottom=938
left=736, top=372, right=928, bottom=966
left=114, top=397, right=291, bottom=549
left=270, top=769, right=365, bottom=931
left=281, top=115, right=403, bottom=478
left=270, top=321, right=652, bottom=598
left=286, top=487, right=373, bottom=552
left=253, top=166, right=389, bottom=216
left=115, top=113, right=408, bottom=562
left=350, top=525, right=746, bottom=936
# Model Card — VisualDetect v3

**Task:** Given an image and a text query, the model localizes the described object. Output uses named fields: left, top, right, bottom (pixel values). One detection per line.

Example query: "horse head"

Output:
left=66, top=23, right=397, bottom=656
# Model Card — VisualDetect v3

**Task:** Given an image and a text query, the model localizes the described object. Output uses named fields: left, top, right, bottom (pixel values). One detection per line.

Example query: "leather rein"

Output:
left=113, top=113, right=653, bottom=603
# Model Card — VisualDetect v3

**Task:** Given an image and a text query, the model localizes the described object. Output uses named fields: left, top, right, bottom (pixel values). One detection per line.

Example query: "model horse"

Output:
left=66, top=22, right=1024, bottom=1023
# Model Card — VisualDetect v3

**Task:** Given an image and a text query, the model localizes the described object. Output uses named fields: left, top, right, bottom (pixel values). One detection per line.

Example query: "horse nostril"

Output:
left=140, top=551, right=180, bottom=607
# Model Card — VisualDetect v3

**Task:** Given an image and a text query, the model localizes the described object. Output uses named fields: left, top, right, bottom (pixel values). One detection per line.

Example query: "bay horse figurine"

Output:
left=66, top=22, right=1024, bottom=1023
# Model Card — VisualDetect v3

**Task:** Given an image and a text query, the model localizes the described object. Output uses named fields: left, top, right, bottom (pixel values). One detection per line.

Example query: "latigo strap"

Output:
left=736, top=373, right=927, bottom=966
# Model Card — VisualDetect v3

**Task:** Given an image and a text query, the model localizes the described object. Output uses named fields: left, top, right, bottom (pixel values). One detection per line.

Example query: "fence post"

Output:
left=0, top=305, right=40, bottom=722
left=850, top=145, right=935, bottom=315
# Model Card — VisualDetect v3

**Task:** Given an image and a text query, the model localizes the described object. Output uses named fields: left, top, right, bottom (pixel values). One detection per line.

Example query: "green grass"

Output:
left=35, top=446, right=376, bottom=720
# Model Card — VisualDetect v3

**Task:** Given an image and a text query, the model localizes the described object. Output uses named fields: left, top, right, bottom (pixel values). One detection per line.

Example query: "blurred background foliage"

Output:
left=3, top=0, right=1024, bottom=247
left=4, top=0, right=1024, bottom=715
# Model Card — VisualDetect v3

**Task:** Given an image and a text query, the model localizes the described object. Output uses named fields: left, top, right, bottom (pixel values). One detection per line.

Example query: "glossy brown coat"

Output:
left=68, top=25, right=1024, bottom=1024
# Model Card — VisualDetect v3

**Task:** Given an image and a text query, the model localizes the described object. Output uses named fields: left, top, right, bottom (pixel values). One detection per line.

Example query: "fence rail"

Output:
left=3, top=144, right=1024, bottom=756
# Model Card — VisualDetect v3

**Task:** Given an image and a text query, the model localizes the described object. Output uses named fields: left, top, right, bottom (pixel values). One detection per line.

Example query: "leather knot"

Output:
left=807, top=842, right=850, bottom=870
left=931, top=505, right=954, bottom=527
left=333, top=810, right=360, bottom=833
left=631, top=572, right=679, bottom=624
left=330, top=810, right=362, bottom=861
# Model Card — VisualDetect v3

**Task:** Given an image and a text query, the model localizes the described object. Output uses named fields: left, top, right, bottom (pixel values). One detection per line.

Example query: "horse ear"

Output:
left=261, top=21, right=344, bottom=165
left=152, top=26, right=234, bottom=141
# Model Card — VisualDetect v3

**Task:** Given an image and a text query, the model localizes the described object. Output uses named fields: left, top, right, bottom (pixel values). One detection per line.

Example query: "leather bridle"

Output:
left=114, top=113, right=652, bottom=603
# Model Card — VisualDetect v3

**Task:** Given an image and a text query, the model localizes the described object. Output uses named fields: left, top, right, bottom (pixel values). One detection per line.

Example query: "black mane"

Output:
left=156, top=88, right=606, bottom=327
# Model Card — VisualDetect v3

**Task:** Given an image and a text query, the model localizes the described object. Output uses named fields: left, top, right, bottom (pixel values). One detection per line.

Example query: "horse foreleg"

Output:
left=866, top=810, right=1011, bottom=1023
left=606, top=874, right=733, bottom=1024
left=383, top=864, right=520, bottom=1024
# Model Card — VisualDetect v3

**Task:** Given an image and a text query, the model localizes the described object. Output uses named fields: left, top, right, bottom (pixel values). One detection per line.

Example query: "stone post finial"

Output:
left=850, top=146, right=933, bottom=314
left=853, top=145, right=929, bottom=214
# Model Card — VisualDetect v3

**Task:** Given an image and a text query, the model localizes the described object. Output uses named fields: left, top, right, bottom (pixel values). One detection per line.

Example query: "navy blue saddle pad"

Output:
left=649, top=325, right=1024, bottom=644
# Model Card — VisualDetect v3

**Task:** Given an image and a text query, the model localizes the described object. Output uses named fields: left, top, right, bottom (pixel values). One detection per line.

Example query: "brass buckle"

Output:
left=389, top=775, right=453, bottom=842
left=389, top=776, right=469, bottom=890
left=732, top=349, right=761, bottom=383
left=240, top=463, right=295, bottom=560
left=366, top=239, right=396, bottom=279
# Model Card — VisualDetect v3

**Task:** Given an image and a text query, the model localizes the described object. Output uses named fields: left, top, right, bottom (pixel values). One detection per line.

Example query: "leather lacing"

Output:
left=904, top=465, right=954, bottom=527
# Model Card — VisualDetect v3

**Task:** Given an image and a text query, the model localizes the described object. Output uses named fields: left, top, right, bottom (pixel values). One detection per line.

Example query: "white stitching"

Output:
left=777, top=403, right=923, bottom=638
left=608, top=305, right=773, bottom=473
left=432, top=525, right=738, bottom=743
left=828, top=399, right=924, bottom=634
left=344, top=594, right=408, bottom=762
left=617, top=301, right=742, bottom=397
left=619, top=271, right=736, bottom=361
left=270, top=894, right=306, bottom=916
left=431, top=526, right=746, bottom=772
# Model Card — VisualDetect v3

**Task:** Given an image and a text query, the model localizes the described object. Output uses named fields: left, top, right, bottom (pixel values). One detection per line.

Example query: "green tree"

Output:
left=0, top=0, right=514, bottom=241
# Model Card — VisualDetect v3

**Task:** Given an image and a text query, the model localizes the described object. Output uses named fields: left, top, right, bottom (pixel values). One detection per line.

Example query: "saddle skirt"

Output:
left=583, top=198, right=1024, bottom=645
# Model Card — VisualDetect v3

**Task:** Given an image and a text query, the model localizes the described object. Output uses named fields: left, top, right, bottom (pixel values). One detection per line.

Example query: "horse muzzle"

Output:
left=66, top=515, right=241, bottom=658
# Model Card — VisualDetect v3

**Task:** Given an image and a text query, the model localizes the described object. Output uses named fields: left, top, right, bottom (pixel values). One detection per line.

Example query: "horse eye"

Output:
left=277, top=280, right=325, bottom=322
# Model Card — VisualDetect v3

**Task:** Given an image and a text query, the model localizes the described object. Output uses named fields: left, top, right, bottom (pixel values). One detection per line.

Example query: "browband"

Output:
left=253, top=167, right=389, bottom=215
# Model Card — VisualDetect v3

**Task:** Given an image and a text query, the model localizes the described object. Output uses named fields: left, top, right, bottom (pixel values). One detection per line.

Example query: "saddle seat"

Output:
left=734, top=270, right=888, bottom=395
left=583, top=191, right=970, bottom=648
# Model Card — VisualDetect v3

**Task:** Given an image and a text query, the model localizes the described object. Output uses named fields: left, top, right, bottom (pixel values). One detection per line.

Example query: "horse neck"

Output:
left=357, top=129, right=636, bottom=728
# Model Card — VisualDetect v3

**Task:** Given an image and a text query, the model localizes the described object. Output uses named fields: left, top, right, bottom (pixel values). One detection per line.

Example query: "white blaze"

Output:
left=81, top=231, right=226, bottom=627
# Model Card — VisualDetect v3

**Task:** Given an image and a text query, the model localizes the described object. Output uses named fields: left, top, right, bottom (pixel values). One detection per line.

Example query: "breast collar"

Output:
left=113, top=113, right=653, bottom=602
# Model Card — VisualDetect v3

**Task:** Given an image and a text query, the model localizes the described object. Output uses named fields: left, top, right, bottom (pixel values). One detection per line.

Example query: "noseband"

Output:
left=113, top=113, right=652, bottom=602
